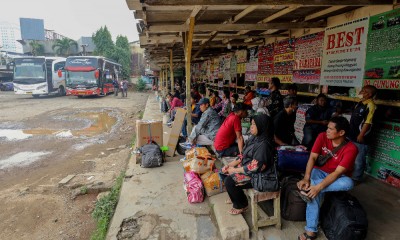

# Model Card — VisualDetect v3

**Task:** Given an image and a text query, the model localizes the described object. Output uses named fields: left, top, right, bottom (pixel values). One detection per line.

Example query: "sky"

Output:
left=0, top=0, right=139, bottom=42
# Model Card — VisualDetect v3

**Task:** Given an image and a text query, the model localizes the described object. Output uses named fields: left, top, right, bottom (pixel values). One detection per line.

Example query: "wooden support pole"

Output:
left=160, top=68, right=164, bottom=96
left=170, top=49, right=174, bottom=93
left=186, top=17, right=195, bottom=135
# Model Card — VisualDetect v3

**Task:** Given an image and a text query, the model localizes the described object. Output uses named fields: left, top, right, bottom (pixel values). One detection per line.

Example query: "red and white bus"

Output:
left=65, top=56, right=122, bottom=97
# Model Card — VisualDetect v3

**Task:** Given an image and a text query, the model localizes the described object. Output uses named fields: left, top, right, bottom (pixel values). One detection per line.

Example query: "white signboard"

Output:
left=320, top=17, right=369, bottom=87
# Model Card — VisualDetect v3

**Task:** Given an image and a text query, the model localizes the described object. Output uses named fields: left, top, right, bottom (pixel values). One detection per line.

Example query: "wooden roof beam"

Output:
left=237, top=5, right=301, bottom=35
left=185, top=5, right=203, bottom=25
left=304, top=6, right=347, bottom=21
left=147, top=22, right=326, bottom=32
left=140, top=0, right=393, bottom=6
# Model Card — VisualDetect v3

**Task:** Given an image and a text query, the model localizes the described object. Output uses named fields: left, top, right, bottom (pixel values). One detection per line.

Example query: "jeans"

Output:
left=216, top=144, right=239, bottom=157
left=302, top=127, right=315, bottom=150
left=305, top=168, right=354, bottom=233
left=352, top=142, right=368, bottom=181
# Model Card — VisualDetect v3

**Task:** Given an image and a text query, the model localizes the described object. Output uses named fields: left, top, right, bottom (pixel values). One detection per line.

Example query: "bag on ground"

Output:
left=183, top=156, right=215, bottom=174
left=161, top=99, right=169, bottom=113
left=277, top=146, right=310, bottom=173
left=139, top=141, right=163, bottom=168
left=184, top=171, right=204, bottom=203
left=200, top=171, right=226, bottom=197
left=280, top=176, right=306, bottom=221
left=320, top=192, right=368, bottom=240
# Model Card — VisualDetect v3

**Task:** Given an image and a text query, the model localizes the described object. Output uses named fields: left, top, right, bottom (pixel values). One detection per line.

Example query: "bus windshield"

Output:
left=13, top=58, right=46, bottom=84
left=66, top=71, right=98, bottom=86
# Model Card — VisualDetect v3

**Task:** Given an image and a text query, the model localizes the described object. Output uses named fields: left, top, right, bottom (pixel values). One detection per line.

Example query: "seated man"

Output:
left=213, top=103, right=248, bottom=157
left=188, top=98, right=222, bottom=146
left=273, top=96, right=298, bottom=146
left=296, top=116, right=358, bottom=240
left=181, top=93, right=202, bottom=138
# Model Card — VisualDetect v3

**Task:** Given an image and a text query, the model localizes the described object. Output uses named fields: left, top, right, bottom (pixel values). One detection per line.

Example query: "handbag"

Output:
left=251, top=163, right=280, bottom=192
left=315, top=141, right=348, bottom=167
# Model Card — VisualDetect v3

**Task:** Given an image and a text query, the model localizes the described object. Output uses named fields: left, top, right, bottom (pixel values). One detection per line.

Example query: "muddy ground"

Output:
left=0, top=90, right=150, bottom=240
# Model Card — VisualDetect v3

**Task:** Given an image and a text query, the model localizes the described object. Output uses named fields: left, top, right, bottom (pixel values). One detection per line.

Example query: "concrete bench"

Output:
left=245, top=189, right=281, bottom=231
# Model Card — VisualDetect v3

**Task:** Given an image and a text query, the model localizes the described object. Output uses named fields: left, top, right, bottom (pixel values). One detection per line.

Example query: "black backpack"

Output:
left=161, top=99, right=169, bottom=113
left=320, top=192, right=368, bottom=240
left=139, top=141, right=163, bottom=168
left=280, top=176, right=306, bottom=221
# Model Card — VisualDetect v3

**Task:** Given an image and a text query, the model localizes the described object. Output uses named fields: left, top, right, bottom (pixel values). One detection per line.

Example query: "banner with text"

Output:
left=293, top=32, right=324, bottom=84
left=364, top=9, right=400, bottom=89
left=273, top=39, right=294, bottom=83
left=367, top=121, right=400, bottom=189
left=320, top=17, right=369, bottom=87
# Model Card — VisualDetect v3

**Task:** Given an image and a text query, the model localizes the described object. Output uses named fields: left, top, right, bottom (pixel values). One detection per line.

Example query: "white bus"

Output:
left=13, top=57, right=66, bottom=98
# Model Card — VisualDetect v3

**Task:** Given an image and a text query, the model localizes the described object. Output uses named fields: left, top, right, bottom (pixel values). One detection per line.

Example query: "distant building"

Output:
left=76, top=37, right=95, bottom=56
left=45, top=29, right=67, bottom=40
left=0, top=21, right=23, bottom=54
left=20, top=18, right=45, bottom=41
left=130, top=41, right=145, bottom=77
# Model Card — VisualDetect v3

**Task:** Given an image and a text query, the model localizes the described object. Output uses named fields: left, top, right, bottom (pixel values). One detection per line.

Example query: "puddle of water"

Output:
left=0, top=130, right=32, bottom=140
left=0, top=151, right=51, bottom=170
left=0, top=111, right=117, bottom=141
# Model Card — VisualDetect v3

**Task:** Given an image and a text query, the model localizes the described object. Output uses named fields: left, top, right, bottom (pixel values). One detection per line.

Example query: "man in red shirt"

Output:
left=214, top=103, right=248, bottom=157
left=296, top=116, right=358, bottom=240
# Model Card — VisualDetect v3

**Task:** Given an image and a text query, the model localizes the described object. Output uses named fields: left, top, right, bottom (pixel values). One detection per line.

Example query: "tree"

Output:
left=92, top=27, right=132, bottom=79
left=92, top=26, right=114, bottom=57
left=29, top=40, right=44, bottom=56
left=52, top=38, right=78, bottom=56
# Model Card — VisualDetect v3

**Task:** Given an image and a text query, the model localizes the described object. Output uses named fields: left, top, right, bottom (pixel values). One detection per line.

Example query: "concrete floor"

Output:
left=108, top=93, right=400, bottom=240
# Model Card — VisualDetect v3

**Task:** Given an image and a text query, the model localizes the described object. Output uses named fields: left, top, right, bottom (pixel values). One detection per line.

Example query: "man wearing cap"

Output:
left=214, top=103, right=248, bottom=157
left=188, top=98, right=222, bottom=146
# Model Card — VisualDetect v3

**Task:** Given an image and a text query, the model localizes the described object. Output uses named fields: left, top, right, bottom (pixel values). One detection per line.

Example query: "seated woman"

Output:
left=221, top=114, right=275, bottom=215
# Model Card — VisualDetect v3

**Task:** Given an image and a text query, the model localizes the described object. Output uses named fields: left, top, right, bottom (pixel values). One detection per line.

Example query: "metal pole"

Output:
left=170, top=49, right=174, bottom=93
left=186, top=17, right=195, bottom=134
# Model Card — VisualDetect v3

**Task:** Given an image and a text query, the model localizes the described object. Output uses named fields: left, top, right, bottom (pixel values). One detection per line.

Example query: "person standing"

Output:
left=243, top=86, right=255, bottom=108
left=349, top=85, right=377, bottom=183
left=121, top=79, right=128, bottom=97
left=296, top=117, right=358, bottom=240
left=266, top=77, right=284, bottom=118
left=112, top=79, right=120, bottom=96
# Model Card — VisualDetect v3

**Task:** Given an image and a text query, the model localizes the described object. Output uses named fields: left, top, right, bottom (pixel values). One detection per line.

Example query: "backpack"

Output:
left=161, top=99, right=169, bottom=113
left=320, top=192, right=368, bottom=240
left=139, top=141, right=163, bottom=168
left=280, top=176, right=307, bottom=221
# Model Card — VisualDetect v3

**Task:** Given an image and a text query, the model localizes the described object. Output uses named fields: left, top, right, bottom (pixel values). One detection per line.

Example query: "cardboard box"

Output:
left=166, top=108, right=186, bottom=157
left=136, top=120, right=163, bottom=148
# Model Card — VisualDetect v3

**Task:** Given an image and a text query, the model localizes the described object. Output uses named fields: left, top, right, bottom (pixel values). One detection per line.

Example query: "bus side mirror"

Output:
left=57, top=69, right=62, bottom=77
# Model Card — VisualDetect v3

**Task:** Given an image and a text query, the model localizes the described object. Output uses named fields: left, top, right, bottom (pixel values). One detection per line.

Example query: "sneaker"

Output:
left=179, top=142, right=192, bottom=149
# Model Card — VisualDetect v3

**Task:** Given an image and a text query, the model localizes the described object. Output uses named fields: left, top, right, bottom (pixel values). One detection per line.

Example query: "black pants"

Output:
left=224, top=175, right=252, bottom=209
left=216, top=143, right=239, bottom=157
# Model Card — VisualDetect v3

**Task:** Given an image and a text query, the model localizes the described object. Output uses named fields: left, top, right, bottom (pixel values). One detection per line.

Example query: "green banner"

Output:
left=364, top=8, right=400, bottom=89
left=367, top=121, right=400, bottom=188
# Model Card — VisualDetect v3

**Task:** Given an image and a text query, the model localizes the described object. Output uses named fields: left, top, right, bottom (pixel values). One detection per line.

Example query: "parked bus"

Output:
left=64, top=56, right=121, bottom=97
left=13, top=57, right=66, bottom=97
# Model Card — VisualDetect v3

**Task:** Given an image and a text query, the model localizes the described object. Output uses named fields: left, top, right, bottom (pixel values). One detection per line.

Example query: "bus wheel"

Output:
left=32, top=94, right=40, bottom=98
left=58, top=86, right=66, bottom=96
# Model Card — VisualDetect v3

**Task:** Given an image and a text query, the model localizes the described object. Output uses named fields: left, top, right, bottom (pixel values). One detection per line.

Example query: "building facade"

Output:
left=0, top=21, right=23, bottom=54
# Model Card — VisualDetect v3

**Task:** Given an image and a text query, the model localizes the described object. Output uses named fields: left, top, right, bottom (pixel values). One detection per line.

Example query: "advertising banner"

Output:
left=245, top=47, right=258, bottom=81
left=235, top=49, right=247, bottom=63
left=367, top=121, right=400, bottom=188
left=273, top=39, right=295, bottom=83
left=364, top=8, right=400, bottom=89
left=293, top=32, right=324, bottom=84
left=320, top=17, right=369, bottom=87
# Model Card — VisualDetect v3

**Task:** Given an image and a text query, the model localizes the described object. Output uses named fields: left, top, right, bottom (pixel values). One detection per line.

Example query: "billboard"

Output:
left=20, top=18, right=45, bottom=41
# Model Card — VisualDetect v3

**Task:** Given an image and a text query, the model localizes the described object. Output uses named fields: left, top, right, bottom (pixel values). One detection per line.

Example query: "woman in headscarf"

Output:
left=221, top=114, right=275, bottom=215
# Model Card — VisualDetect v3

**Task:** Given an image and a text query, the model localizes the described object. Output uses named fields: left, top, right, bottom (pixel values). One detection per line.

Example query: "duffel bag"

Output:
left=280, top=176, right=306, bottom=221
left=277, top=147, right=309, bottom=173
left=320, top=192, right=368, bottom=240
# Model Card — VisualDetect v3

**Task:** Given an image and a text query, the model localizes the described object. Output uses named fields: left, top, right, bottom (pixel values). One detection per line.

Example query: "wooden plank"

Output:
left=143, top=0, right=392, bottom=6
left=305, top=6, right=347, bottom=21
left=170, top=49, right=174, bottom=93
left=185, top=17, right=195, bottom=134
left=185, top=5, right=203, bottom=25
left=148, top=22, right=327, bottom=32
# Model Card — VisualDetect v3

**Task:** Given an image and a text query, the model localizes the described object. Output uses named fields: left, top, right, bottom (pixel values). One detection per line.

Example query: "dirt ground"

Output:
left=0, top=90, right=150, bottom=240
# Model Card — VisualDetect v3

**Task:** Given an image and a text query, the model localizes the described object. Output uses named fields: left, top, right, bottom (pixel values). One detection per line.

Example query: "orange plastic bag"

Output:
left=185, top=147, right=211, bottom=160
left=201, top=171, right=226, bottom=197
left=183, top=156, right=215, bottom=174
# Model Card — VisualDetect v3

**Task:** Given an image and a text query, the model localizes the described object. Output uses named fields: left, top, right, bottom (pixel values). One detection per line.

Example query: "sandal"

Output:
left=227, top=207, right=248, bottom=215
left=298, top=232, right=317, bottom=240
left=225, top=198, right=232, bottom=204
left=293, top=190, right=312, bottom=203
